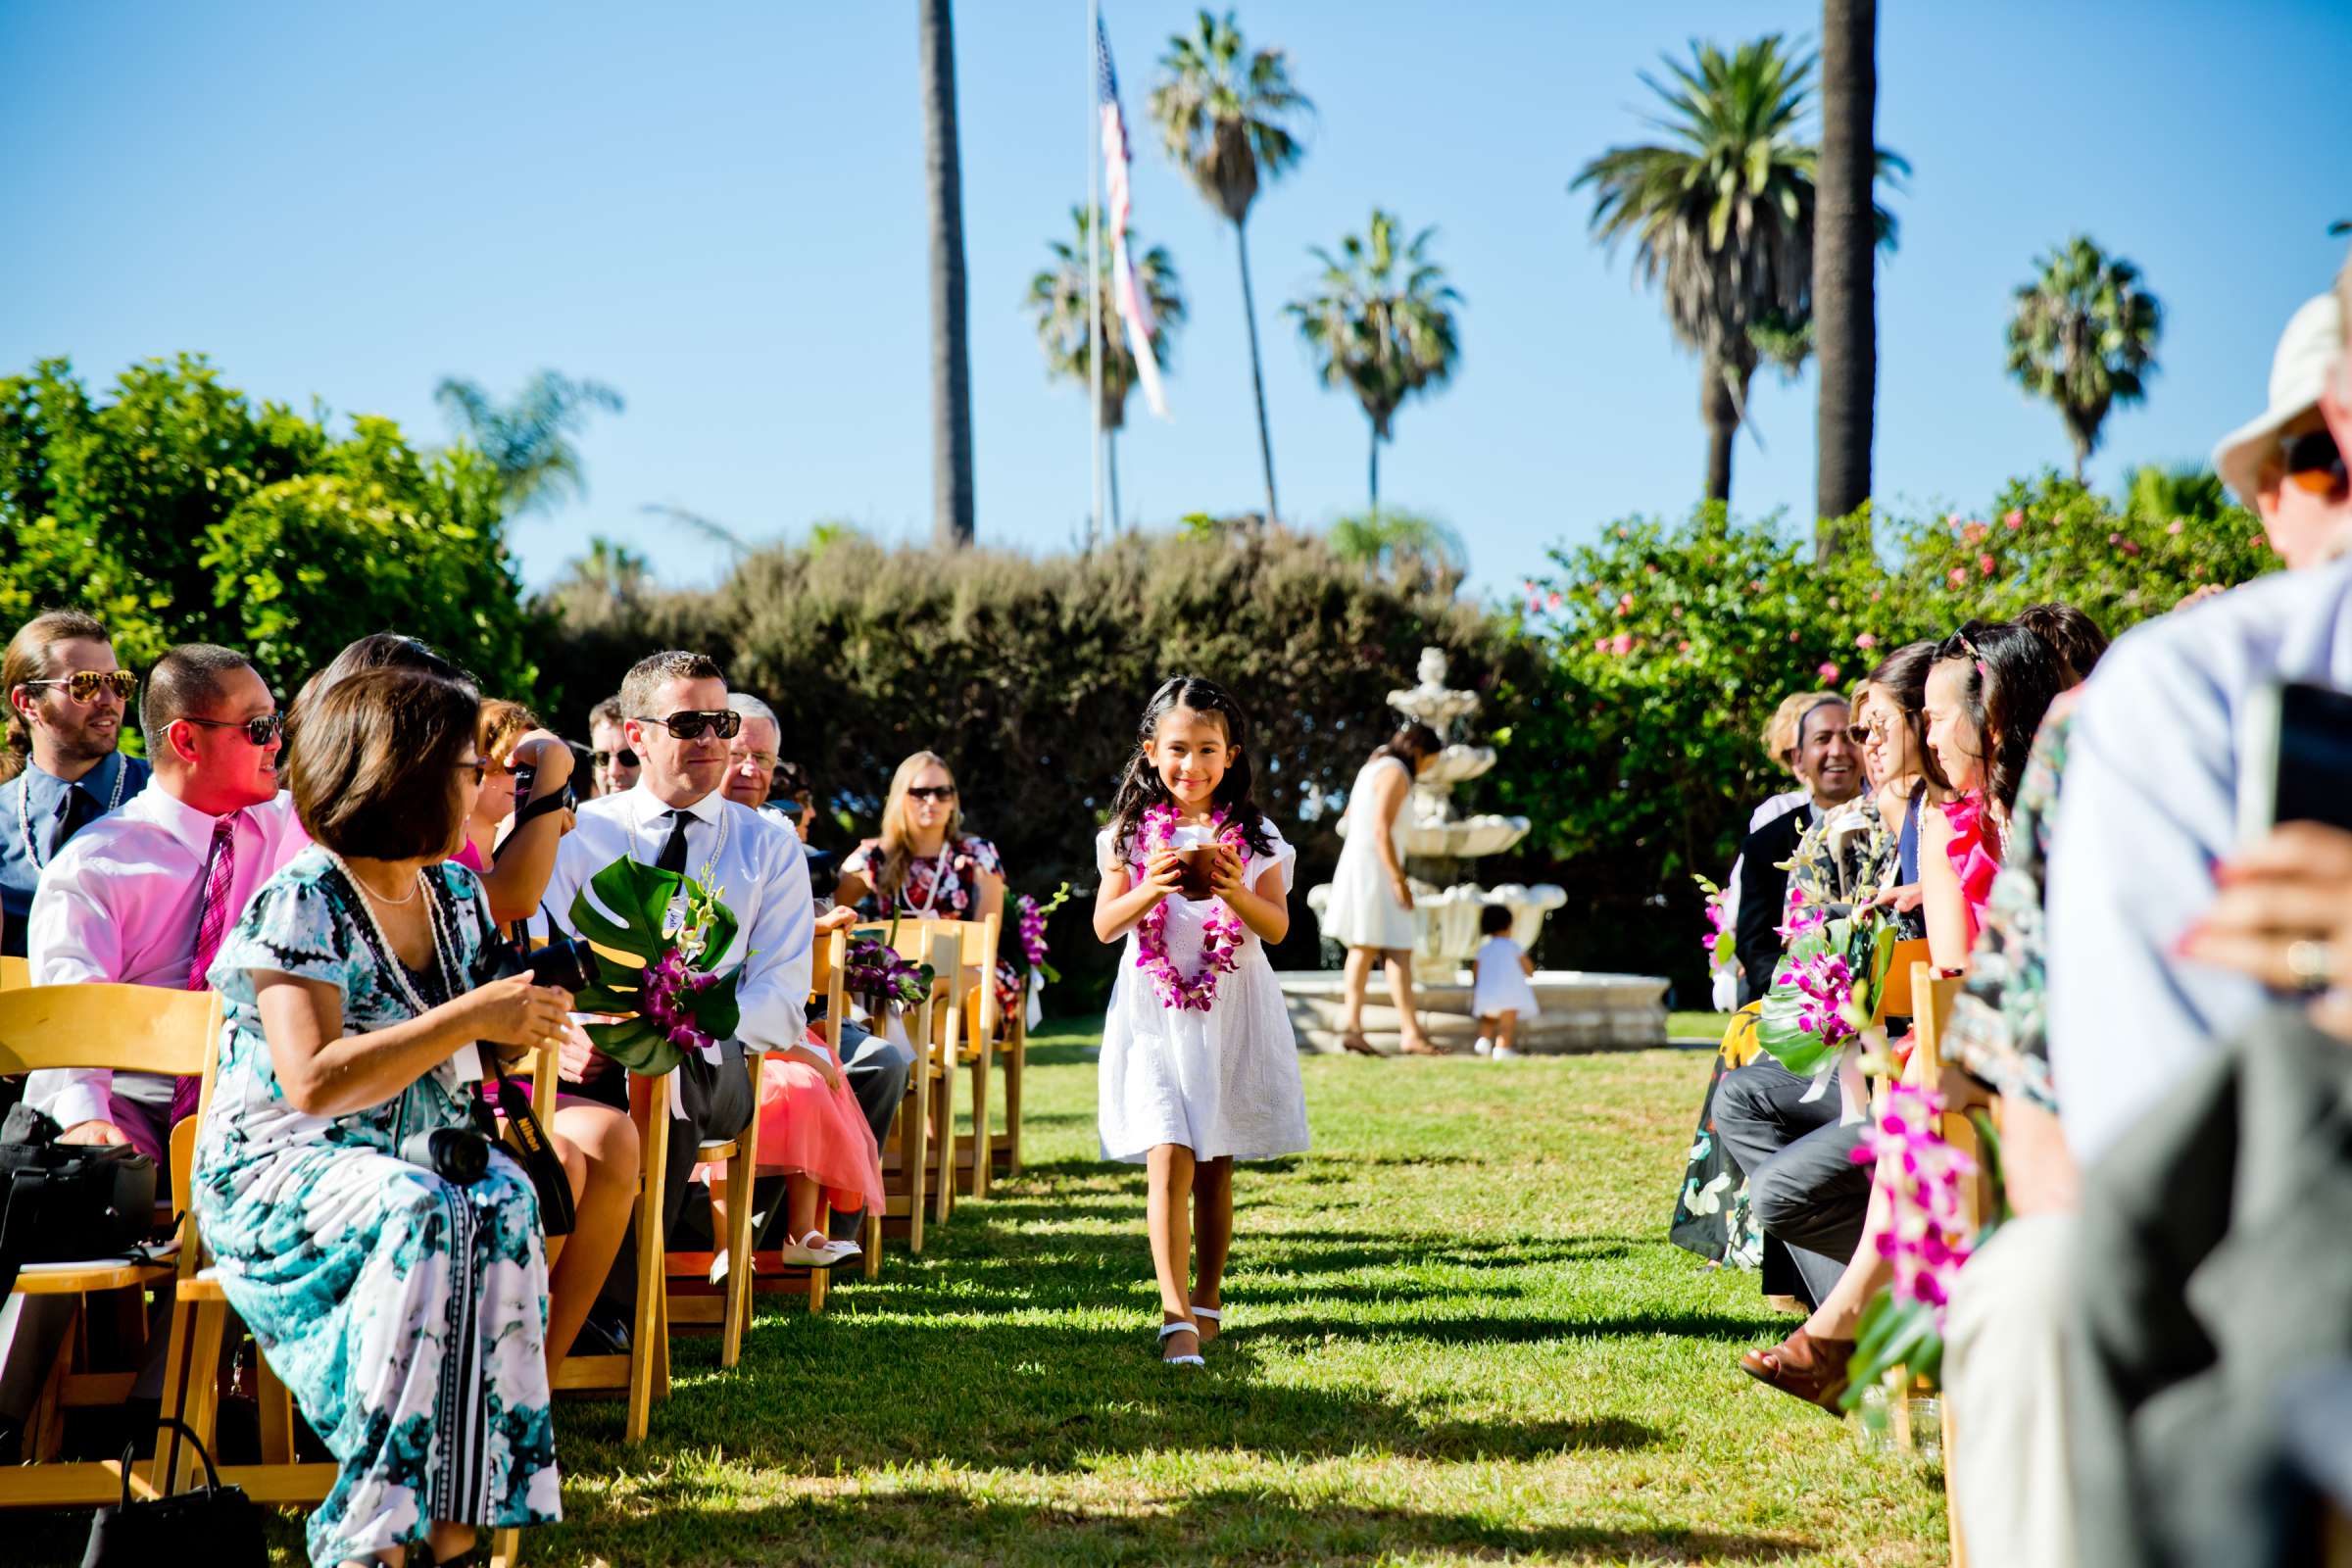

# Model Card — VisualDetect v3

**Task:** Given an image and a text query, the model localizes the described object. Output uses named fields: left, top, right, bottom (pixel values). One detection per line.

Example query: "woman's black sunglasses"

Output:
left=635, top=710, right=742, bottom=741
left=906, top=785, right=957, bottom=803
left=180, top=712, right=285, bottom=747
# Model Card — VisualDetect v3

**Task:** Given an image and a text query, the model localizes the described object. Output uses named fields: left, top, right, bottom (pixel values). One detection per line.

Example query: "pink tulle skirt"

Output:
left=696, top=1031, right=886, bottom=1216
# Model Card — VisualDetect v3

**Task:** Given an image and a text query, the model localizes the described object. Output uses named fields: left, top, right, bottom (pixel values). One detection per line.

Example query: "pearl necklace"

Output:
left=321, top=850, right=456, bottom=1015
left=18, top=755, right=127, bottom=871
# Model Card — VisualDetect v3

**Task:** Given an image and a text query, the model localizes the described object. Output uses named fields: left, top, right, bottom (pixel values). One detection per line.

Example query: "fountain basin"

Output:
left=1275, top=968, right=1669, bottom=1054
left=1308, top=878, right=1563, bottom=965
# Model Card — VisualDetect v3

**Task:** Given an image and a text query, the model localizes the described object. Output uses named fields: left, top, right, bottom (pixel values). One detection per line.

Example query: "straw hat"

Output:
left=2214, top=293, right=2344, bottom=507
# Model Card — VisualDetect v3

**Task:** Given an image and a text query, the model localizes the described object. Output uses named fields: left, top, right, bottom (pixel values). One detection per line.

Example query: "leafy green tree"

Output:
left=2005, top=236, right=2162, bottom=482
left=433, top=370, right=622, bottom=515
left=1150, top=8, right=1310, bottom=525
left=1572, top=36, right=1901, bottom=508
left=1024, top=206, right=1186, bottom=532
left=1288, top=210, right=1461, bottom=513
left=1, top=355, right=540, bottom=698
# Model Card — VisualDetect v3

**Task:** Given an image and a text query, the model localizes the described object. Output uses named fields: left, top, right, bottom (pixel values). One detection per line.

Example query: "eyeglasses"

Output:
left=22, top=670, right=138, bottom=705
left=635, top=710, right=742, bottom=741
left=592, top=748, right=638, bottom=771
left=456, top=760, right=486, bottom=787
left=906, top=785, right=957, bottom=804
left=733, top=751, right=779, bottom=771
left=178, top=712, right=284, bottom=747
left=2282, top=427, right=2348, bottom=497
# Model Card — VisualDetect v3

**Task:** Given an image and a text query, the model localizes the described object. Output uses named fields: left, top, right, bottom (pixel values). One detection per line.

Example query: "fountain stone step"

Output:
left=1275, top=970, right=1669, bottom=1055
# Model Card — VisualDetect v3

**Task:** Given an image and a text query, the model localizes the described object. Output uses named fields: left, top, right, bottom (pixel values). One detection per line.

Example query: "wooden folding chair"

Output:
left=0, top=984, right=219, bottom=1510
left=732, top=926, right=851, bottom=1312
left=1902, top=961, right=1975, bottom=1565
left=0, top=954, right=29, bottom=990
left=925, top=914, right=1003, bottom=1200
left=857, top=923, right=963, bottom=1248
left=989, top=970, right=1031, bottom=1179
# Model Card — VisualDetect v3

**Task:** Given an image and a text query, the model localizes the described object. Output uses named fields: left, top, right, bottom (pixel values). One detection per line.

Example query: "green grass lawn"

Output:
left=1667, top=1010, right=1736, bottom=1042
left=28, top=1023, right=1945, bottom=1565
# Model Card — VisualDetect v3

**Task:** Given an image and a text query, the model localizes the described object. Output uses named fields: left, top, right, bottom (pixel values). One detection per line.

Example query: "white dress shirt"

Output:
left=2047, top=555, right=2352, bottom=1164
left=24, top=785, right=306, bottom=1130
left=534, top=780, right=814, bottom=1060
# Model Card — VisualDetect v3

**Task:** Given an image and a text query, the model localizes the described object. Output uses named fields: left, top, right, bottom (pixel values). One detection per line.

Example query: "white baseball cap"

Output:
left=2214, top=293, right=2344, bottom=507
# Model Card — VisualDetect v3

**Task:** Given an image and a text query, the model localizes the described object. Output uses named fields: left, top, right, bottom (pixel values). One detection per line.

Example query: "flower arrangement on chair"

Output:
left=564, top=858, right=745, bottom=1073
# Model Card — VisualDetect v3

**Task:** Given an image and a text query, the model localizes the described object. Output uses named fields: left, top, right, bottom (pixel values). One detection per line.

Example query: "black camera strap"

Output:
left=479, top=1051, right=576, bottom=1238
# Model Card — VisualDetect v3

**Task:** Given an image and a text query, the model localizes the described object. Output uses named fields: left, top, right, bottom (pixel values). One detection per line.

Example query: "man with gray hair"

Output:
left=722, top=690, right=914, bottom=1155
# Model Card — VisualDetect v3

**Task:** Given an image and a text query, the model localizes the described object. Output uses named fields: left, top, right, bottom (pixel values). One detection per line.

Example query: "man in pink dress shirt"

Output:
left=23, top=645, right=300, bottom=1168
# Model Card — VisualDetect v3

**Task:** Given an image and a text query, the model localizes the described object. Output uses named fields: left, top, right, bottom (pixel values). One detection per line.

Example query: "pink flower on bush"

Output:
left=1609, top=631, right=1635, bottom=656
left=2002, top=509, right=2024, bottom=530
left=1960, top=522, right=1987, bottom=545
left=1644, top=563, right=1660, bottom=575
left=1546, top=591, right=1563, bottom=610
left=1618, top=592, right=1636, bottom=612
left=1947, top=567, right=1967, bottom=588
left=2254, top=534, right=2270, bottom=551
left=1592, top=637, right=1608, bottom=653
left=2167, top=518, right=2184, bottom=536
left=1788, top=629, right=1801, bottom=644
left=1678, top=639, right=1692, bottom=654
left=1979, top=553, right=1997, bottom=577
left=1671, top=605, right=1685, bottom=619
left=1817, top=661, right=1839, bottom=683
left=1855, top=632, right=1879, bottom=650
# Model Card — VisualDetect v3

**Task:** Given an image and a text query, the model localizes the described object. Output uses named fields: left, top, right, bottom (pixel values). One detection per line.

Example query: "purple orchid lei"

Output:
left=1851, top=1085, right=1978, bottom=1317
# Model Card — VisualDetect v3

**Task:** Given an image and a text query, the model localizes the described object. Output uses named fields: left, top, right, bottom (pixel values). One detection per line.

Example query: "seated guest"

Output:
left=1, top=610, right=151, bottom=956
left=2016, top=601, right=2111, bottom=691
left=1707, top=694, right=1823, bottom=1008
left=587, top=695, right=638, bottom=800
left=769, top=759, right=837, bottom=893
left=536, top=652, right=813, bottom=1240
left=837, top=751, right=1021, bottom=1026
left=1851, top=642, right=1950, bottom=925
left=724, top=693, right=912, bottom=1151
left=1739, top=617, right=2074, bottom=1409
left=24, top=645, right=299, bottom=1166
left=460, top=697, right=578, bottom=924
left=2047, top=287, right=2352, bottom=1163
left=1709, top=697, right=1860, bottom=1297
left=193, top=666, right=569, bottom=1567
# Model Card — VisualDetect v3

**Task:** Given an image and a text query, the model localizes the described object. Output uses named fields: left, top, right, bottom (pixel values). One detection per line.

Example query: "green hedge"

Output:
left=540, top=528, right=1535, bottom=1004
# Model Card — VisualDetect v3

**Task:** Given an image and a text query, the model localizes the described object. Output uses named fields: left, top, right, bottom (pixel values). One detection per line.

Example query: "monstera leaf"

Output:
left=566, top=858, right=745, bottom=1075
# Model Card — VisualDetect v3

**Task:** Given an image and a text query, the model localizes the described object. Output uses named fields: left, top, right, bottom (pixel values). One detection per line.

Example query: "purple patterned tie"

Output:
left=170, top=816, right=236, bottom=1127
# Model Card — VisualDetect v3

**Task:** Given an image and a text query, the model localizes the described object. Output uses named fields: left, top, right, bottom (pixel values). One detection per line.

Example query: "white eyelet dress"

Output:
left=1095, top=820, right=1311, bottom=1164
left=1317, top=756, right=1417, bottom=952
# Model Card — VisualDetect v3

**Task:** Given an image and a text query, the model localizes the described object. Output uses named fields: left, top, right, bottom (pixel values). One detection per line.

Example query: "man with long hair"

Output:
left=0, top=611, right=151, bottom=956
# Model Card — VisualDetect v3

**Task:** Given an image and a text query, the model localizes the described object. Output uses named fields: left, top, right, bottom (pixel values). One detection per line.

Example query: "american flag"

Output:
left=1096, top=17, right=1168, bottom=418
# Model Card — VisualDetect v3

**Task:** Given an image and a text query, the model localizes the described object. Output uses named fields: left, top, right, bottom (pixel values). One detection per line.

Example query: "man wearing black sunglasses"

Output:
left=535, top=650, right=820, bottom=1270
left=0, top=610, right=152, bottom=956
left=587, top=695, right=639, bottom=800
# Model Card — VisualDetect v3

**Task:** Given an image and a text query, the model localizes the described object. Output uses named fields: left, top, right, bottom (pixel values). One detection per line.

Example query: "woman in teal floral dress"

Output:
left=194, top=668, right=577, bottom=1568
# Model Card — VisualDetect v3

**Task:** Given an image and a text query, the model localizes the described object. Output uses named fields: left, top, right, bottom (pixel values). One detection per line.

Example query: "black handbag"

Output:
left=81, top=1417, right=267, bottom=1566
left=0, top=1102, right=156, bottom=1298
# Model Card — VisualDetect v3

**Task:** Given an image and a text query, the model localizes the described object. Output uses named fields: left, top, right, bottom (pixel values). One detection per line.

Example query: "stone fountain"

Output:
left=1279, top=648, right=1667, bottom=1054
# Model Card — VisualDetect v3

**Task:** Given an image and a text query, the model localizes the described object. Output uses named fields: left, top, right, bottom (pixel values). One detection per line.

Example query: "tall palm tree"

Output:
left=919, top=0, right=975, bottom=548
left=1813, top=0, right=1880, bottom=548
left=1288, top=209, right=1461, bottom=513
left=1024, top=207, right=1186, bottom=535
left=1150, top=9, right=1309, bottom=525
left=1571, top=36, right=1901, bottom=507
left=433, top=370, right=622, bottom=515
left=1327, top=507, right=1468, bottom=594
left=2006, top=236, right=2162, bottom=483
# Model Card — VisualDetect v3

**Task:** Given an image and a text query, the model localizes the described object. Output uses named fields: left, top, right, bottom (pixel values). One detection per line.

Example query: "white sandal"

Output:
left=1191, top=1304, right=1223, bottom=1340
left=1157, top=1320, right=1204, bottom=1367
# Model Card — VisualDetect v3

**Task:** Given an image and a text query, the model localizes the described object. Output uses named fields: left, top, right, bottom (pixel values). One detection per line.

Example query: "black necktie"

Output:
left=656, top=808, right=694, bottom=875
left=55, top=781, right=103, bottom=854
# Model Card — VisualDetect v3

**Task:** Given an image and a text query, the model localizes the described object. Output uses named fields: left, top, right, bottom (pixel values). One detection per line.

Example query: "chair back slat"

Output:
left=1872, top=939, right=1933, bottom=1024
left=0, top=955, right=28, bottom=991
left=0, top=983, right=222, bottom=1077
left=809, top=926, right=847, bottom=1053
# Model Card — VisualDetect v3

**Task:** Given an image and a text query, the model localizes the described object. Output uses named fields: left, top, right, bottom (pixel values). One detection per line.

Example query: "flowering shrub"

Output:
left=1489, top=476, right=2276, bottom=991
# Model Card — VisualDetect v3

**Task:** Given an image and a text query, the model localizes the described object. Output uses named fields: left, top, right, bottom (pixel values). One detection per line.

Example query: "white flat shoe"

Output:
left=1158, top=1319, right=1204, bottom=1367
left=777, top=1230, right=857, bottom=1268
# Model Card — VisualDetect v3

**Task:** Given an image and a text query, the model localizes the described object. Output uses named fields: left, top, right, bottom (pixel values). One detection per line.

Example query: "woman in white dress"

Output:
left=1321, top=723, right=1442, bottom=1055
left=1095, top=676, right=1308, bottom=1366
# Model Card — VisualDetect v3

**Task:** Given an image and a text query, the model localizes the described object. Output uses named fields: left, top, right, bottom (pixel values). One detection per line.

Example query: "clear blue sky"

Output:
left=4, top=1, right=2348, bottom=604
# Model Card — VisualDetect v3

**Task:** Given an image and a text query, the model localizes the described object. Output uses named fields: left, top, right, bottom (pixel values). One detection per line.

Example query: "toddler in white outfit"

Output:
left=1470, top=904, right=1539, bottom=1057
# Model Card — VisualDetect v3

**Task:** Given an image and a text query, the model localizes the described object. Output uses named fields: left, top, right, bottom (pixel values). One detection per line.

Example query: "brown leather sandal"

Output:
left=1738, top=1328, right=1856, bottom=1414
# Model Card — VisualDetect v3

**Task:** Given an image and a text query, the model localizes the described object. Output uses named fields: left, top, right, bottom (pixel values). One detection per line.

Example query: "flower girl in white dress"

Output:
left=1093, top=675, right=1309, bottom=1366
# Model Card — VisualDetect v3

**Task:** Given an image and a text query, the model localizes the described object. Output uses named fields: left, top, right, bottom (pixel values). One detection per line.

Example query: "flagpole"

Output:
left=1086, top=0, right=1104, bottom=549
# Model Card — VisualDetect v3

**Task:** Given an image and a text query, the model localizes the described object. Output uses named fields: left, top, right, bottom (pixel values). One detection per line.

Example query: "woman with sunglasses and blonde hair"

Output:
left=835, top=752, right=1006, bottom=926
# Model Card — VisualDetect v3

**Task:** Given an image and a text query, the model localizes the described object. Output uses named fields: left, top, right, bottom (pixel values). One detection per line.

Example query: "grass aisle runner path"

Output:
left=32, top=1025, right=1946, bottom=1564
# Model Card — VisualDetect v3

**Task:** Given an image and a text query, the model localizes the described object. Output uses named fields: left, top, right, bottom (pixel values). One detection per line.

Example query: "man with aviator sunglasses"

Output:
left=587, top=695, right=640, bottom=799
left=0, top=611, right=152, bottom=956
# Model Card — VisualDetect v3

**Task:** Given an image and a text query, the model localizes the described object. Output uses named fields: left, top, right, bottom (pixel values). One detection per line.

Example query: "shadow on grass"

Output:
left=538, top=1485, right=1817, bottom=1566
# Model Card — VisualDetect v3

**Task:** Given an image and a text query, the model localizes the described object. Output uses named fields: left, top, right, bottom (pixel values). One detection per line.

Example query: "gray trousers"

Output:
left=838, top=1020, right=914, bottom=1149
left=1711, top=1054, right=1871, bottom=1304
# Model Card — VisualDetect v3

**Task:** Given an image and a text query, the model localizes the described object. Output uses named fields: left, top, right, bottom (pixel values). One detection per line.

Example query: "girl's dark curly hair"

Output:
left=1105, top=675, right=1276, bottom=867
left=1931, top=618, right=2067, bottom=815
